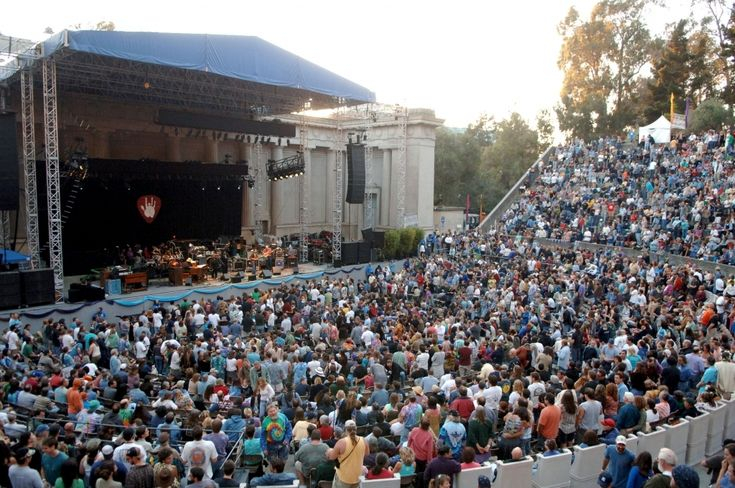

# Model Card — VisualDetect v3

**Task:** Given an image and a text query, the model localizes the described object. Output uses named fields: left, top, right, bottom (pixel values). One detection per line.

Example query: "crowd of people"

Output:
left=3, top=134, right=735, bottom=488
left=501, top=130, right=735, bottom=264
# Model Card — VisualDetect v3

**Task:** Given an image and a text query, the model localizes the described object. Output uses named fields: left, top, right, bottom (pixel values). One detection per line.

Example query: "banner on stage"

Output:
left=137, top=195, right=162, bottom=224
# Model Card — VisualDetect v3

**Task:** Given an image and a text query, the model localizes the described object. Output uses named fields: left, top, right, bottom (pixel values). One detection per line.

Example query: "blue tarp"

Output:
left=0, top=249, right=30, bottom=265
left=40, top=30, right=375, bottom=103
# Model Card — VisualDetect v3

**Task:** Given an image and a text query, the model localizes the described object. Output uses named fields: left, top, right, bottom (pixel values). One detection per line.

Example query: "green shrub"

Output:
left=384, top=229, right=400, bottom=258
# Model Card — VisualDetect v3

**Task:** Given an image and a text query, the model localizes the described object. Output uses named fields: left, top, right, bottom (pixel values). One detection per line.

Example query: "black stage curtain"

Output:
left=53, top=178, right=241, bottom=275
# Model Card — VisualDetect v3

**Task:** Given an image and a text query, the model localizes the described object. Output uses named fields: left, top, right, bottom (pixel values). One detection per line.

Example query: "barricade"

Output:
left=706, top=404, right=727, bottom=456
left=455, top=463, right=496, bottom=488
left=359, top=474, right=401, bottom=488
left=636, top=427, right=666, bottom=460
left=569, top=444, right=606, bottom=488
left=493, top=456, right=533, bottom=488
left=532, top=449, right=573, bottom=488
left=663, top=419, right=690, bottom=466
left=685, top=412, right=710, bottom=465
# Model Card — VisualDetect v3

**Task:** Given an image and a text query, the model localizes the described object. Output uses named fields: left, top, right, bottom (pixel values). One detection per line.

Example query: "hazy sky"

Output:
left=3, top=0, right=694, bottom=128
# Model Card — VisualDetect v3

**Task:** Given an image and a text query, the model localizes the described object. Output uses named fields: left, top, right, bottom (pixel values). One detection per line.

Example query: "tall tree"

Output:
left=556, top=0, right=654, bottom=139
left=481, top=113, right=539, bottom=207
left=695, top=0, right=735, bottom=103
left=645, top=20, right=692, bottom=121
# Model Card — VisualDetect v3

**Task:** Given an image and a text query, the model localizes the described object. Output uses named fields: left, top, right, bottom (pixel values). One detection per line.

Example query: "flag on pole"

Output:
left=670, top=93, right=675, bottom=124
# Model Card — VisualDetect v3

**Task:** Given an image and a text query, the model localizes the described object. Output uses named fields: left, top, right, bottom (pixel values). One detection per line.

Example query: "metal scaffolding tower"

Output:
left=364, top=122, right=374, bottom=229
left=332, top=111, right=344, bottom=263
left=396, top=105, right=408, bottom=228
left=42, top=58, right=64, bottom=301
left=20, top=69, right=40, bottom=269
left=299, top=116, right=310, bottom=263
left=253, top=141, right=265, bottom=243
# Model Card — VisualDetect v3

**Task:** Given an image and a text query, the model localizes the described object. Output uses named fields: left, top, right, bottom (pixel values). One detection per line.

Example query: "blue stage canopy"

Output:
left=40, top=30, right=375, bottom=104
left=0, top=249, right=30, bottom=265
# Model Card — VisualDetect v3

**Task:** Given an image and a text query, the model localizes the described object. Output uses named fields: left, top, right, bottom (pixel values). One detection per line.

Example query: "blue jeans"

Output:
left=265, top=443, right=289, bottom=462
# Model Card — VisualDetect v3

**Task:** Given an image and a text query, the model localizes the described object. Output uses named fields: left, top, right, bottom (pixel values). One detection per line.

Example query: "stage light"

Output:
left=217, top=185, right=221, bottom=191
left=247, top=135, right=251, bottom=143
left=237, top=184, right=241, bottom=190
left=201, top=186, right=205, bottom=191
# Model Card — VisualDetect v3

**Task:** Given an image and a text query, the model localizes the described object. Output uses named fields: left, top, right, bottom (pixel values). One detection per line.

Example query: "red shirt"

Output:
left=407, top=427, right=436, bottom=462
left=366, top=469, right=394, bottom=480
left=458, top=347, right=472, bottom=366
left=450, top=396, right=476, bottom=420
left=318, top=425, right=334, bottom=441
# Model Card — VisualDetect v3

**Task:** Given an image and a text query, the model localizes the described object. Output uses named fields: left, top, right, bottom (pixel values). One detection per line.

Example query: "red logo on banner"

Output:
left=137, top=195, right=162, bottom=224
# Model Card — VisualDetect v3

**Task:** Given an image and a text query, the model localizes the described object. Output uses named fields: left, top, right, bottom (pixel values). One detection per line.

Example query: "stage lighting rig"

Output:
left=266, top=152, right=305, bottom=181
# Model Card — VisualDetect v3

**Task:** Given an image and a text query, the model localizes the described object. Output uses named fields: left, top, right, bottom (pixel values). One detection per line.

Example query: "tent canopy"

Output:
left=0, top=249, right=30, bottom=265
left=638, top=115, right=671, bottom=144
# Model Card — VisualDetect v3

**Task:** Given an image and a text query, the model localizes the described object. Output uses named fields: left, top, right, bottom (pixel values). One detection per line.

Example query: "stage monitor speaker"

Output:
left=372, top=231, right=385, bottom=248
left=341, top=242, right=359, bottom=265
left=261, top=270, right=273, bottom=279
left=20, top=269, right=55, bottom=306
left=361, top=228, right=374, bottom=245
left=0, top=272, right=21, bottom=309
left=68, top=283, right=105, bottom=303
left=0, top=113, right=19, bottom=211
left=358, top=241, right=371, bottom=263
left=345, top=144, right=365, bottom=204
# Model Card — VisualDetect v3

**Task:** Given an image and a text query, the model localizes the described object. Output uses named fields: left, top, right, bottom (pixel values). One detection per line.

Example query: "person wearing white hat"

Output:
left=601, top=435, right=634, bottom=488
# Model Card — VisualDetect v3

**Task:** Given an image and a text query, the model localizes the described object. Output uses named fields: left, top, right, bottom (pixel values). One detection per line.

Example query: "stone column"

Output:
left=269, top=145, right=283, bottom=235
left=205, top=138, right=218, bottom=163
left=95, top=131, right=111, bottom=159
left=165, top=135, right=181, bottom=162
left=381, top=149, right=392, bottom=227
left=326, top=150, right=337, bottom=228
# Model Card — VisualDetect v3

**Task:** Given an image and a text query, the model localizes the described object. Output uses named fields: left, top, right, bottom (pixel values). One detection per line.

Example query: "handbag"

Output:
left=334, top=437, right=360, bottom=469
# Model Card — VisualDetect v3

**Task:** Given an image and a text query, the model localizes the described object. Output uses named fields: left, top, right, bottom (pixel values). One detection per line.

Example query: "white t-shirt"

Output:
left=6, top=331, right=19, bottom=350
left=181, top=439, right=218, bottom=478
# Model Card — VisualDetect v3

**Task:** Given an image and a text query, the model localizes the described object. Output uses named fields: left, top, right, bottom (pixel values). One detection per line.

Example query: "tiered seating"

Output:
left=493, top=456, right=533, bottom=488
left=569, top=444, right=606, bottom=488
left=663, top=420, right=690, bottom=466
left=706, top=404, right=727, bottom=456
left=532, top=449, right=572, bottom=488
left=686, top=412, right=710, bottom=465
left=636, top=427, right=666, bottom=460
left=455, top=463, right=495, bottom=487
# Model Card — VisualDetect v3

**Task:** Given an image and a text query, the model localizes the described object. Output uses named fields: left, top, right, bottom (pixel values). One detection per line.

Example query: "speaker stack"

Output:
left=20, top=269, right=55, bottom=306
left=0, top=272, right=21, bottom=309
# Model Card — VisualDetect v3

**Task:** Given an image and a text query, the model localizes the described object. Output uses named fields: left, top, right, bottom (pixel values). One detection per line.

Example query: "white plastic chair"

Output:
left=723, top=399, right=735, bottom=442
left=686, top=412, right=710, bottom=465
left=706, top=404, right=727, bottom=456
left=494, top=456, right=533, bottom=488
left=569, top=444, right=606, bottom=488
left=624, top=433, right=638, bottom=456
left=532, top=449, right=573, bottom=488
left=636, top=427, right=666, bottom=459
left=454, top=463, right=495, bottom=488
left=663, top=419, right=689, bottom=465
left=359, top=473, right=401, bottom=488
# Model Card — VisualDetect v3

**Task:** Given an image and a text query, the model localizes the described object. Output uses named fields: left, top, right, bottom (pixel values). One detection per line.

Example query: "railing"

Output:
left=477, top=145, right=555, bottom=232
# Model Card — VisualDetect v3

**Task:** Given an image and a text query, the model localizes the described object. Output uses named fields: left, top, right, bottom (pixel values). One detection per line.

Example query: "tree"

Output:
left=645, top=20, right=692, bottom=121
left=536, top=109, right=556, bottom=149
left=481, top=113, right=539, bottom=207
left=694, top=0, right=735, bottom=103
left=556, top=0, right=655, bottom=139
left=688, top=98, right=733, bottom=132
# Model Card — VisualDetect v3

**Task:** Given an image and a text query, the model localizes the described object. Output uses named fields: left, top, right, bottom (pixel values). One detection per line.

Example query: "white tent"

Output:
left=638, top=115, right=671, bottom=143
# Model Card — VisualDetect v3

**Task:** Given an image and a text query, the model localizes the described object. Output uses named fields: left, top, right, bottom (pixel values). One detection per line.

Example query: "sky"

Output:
left=3, top=0, right=696, bottom=128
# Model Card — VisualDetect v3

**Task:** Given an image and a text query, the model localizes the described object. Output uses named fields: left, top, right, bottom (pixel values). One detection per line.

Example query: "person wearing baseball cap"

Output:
left=89, top=444, right=128, bottom=488
left=601, top=436, right=634, bottom=488
left=598, top=471, right=613, bottom=487
left=600, top=418, right=620, bottom=445
left=670, top=464, right=700, bottom=488
left=9, top=447, right=42, bottom=488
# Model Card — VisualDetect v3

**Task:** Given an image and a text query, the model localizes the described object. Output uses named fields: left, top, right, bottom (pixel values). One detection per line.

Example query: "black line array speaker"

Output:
left=0, top=113, right=19, bottom=211
left=20, top=269, right=55, bottom=307
left=346, top=144, right=365, bottom=204
left=341, top=242, right=360, bottom=265
left=0, top=272, right=21, bottom=310
left=358, top=241, right=371, bottom=263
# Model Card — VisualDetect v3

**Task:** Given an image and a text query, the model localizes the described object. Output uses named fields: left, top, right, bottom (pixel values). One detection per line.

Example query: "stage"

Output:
left=0, top=261, right=383, bottom=329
